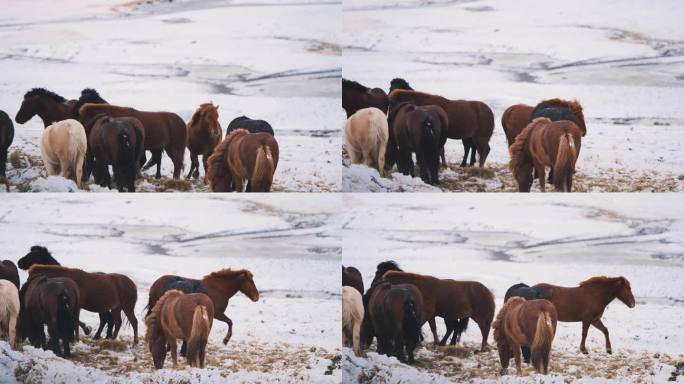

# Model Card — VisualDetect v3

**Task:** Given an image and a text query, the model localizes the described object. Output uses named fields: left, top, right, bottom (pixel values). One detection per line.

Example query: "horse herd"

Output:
left=0, top=88, right=279, bottom=192
left=0, top=246, right=259, bottom=370
left=343, top=78, right=587, bottom=191
left=342, top=261, right=635, bottom=376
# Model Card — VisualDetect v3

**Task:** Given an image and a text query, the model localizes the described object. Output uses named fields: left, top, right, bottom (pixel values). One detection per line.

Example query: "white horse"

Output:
left=40, top=119, right=87, bottom=188
left=342, top=286, right=364, bottom=357
left=0, top=279, right=19, bottom=349
left=344, top=107, right=388, bottom=176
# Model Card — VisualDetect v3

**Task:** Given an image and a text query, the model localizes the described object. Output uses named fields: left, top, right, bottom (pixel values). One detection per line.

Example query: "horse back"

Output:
left=532, top=283, right=587, bottom=322
left=437, top=280, right=494, bottom=320
left=238, top=132, right=279, bottom=177
left=502, top=104, right=533, bottom=145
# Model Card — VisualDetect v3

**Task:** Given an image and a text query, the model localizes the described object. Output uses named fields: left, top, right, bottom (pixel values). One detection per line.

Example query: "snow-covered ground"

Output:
left=342, top=194, right=684, bottom=383
left=0, top=194, right=341, bottom=383
left=0, top=0, right=342, bottom=192
left=342, top=0, right=684, bottom=192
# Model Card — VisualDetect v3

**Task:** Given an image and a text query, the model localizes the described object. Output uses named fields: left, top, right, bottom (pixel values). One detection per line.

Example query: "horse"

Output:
left=19, top=274, right=80, bottom=357
left=146, top=269, right=259, bottom=346
left=0, top=260, right=20, bottom=289
left=389, top=89, right=494, bottom=168
left=84, top=114, right=145, bottom=191
left=386, top=102, right=447, bottom=184
left=0, top=110, right=14, bottom=181
left=342, top=79, right=389, bottom=117
left=73, top=89, right=109, bottom=181
left=366, top=280, right=424, bottom=363
left=40, top=119, right=87, bottom=188
left=504, top=283, right=551, bottom=363
left=342, top=286, right=365, bottom=357
left=501, top=104, right=534, bottom=147
left=389, top=78, right=413, bottom=94
left=533, top=276, right=635, bottom=355
left=27, top=264, right=138, bottom=345
left=15, top=88, right=77, bottom=128
left=79, top=103, right=186, bottom=179
left=383, top=270, right=495, bottom=351
left=344, top=107, right=388, bottom=176
left=493, top=297, right=557, bottom=375
left=342, top=266, right=364, bottom=295
left=186, top=103, right=222, bottom=179
left=206, top=129, right=279, bottom=192
left=0, top=279, right=19, bottom=348
left=226, top=116, right=274, bottom=137
left=145, top=290, right=214, bottom=369
left=509, top=117, right=582, bottom=192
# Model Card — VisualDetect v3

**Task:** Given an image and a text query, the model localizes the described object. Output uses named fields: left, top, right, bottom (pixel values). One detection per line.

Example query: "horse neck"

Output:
left=36, top=98, right=71, bottom=127
left=203, top=275, right=241, bottom=310
left=581, top=282, right=618, bottom=306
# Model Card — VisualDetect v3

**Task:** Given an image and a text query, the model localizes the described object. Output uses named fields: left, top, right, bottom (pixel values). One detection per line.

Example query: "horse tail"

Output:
left=187, top=305, right=211, bottom=368
left=117, top=129, right=134, bottom=168
left=368, top=110, right=388, bottom=175
left=206, top=138, right=231, bottom=191
left=402, top=297, right=421, bottom=347
left=57, top=291, right=75, bottom=342
left=553, top=131, right=577, bottom=192
left=531, top=311, right=555, bottom=374
left=252, top=144, right=275, bottom=192
left=453, top=317, right=469, bottom=342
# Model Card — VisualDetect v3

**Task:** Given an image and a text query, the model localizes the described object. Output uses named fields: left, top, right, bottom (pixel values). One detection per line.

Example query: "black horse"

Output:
left=226, top=116, right=274, bottom=137
left=75, top=88, right=108, bottom=116
left=0, top=110, right=14, bottom=181
left=504, top=283, right=550, bottom=363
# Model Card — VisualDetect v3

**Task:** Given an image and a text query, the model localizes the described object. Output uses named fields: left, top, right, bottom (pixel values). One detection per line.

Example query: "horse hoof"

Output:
left=222, top=337, right=230, bottom=345
left=84, top=326, right=92, bottom=335
left=607, top=349, right=612, bottom=355
left=581, top=349, right=589, bottom=355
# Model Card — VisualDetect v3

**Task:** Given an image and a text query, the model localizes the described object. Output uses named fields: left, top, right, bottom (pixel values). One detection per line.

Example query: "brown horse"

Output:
left=342, top=266, right=364, bottom=295
left=493, top=297, right=557, bottom=375
left=146, top=268, right=259, bottom=345
left=383, top=271, right=495, bottom=351
left=84, top=114, right=145, bottom=191
left=342, top=79, right=389, bottom=117
left=389, top=89, right=494, bottom=168
left=0, top=260, right=19, bottom=289
left=502, top=98, right=586, bottom=146
left=145, top=290, right=214, bottom=369
left=79, top=103, right=186, bottom=179
left=15, top=88, right=77, bottom=128
left=19, top=274, right=80, bottom=357
left=0, top=110, right=14, bottom=181
left=206, top=129, right=279, bottom=192
left=533, top=276, right=635, bottom=355
left=187, top=103, right=222, bottom=179
left=509, top=117, right=582, bottom=192
left=27, top=264, right=139, bottom=345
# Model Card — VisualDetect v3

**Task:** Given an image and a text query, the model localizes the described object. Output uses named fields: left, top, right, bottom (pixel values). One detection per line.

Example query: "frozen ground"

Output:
left=342, top=0, right=684, bottom=192
left=0, top=0, right=342, bottom=192
left=0, top=194, right=341, bottom=383
left=342, top=194, right=684, bottom=383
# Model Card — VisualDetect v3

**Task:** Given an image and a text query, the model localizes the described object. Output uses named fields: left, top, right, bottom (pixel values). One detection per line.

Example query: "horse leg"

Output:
left=498, top=342, right=510, bottom=375
left=169, top=337, right=178, bottom=368
left=439, top=319, right=453, bottom=346
left=591, top=318, right=612, bottom=354
left=580, top=321, right=590, bottom=354
left=536, top=165, right=546, bottom=192
left=513, top=343, right=522, bottom=375
left=460, top=140, right=469, bottom=167
left=522, top=345, right=531, bottom=364
left=474, top=316, right=491, bottom=351
left=180, top=340, right=187, bottom=357
left=93, top=313, right=107, bottom=339
left=470, top=140, right=478, bottom=166
left=548, top=168, right=555, bottom=185
left=475, top=136, right=490, bottom=168
left=110, top=309, right=123, bottom=339
left=215, top=312, right=233, bottom=344
left=428, top=317, right=439, bottom=346
left=78, top=321, right=91, bottom=337
left=417, top=152, right=429, bottom=184
left=440, top=147, right=447, bottom=168
left=515, top=163, right=534, bottom=192
left=408, top=154, right=415, bottom=177
left=8, top=315, right=16, bottom=349
left=75, top=152, right=84, bottom=189
left=394, top=331, right=406, bottom=363
left=122, top=306, right=138, bottom=345
left=187, top=153, right=198, bottom=179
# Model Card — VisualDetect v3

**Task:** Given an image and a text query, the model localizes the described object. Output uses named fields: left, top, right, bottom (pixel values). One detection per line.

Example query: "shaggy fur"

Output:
left=344, top=107, right=388, bottom=176
left=534, top=98, right=586, bottom=135
left=342, top=286, right=365, bottom=356
left=39, top=119, right=87, bottom=188
left=0, top=280, right=19, bottom=349
left=187, top=102, right=222, bottom=179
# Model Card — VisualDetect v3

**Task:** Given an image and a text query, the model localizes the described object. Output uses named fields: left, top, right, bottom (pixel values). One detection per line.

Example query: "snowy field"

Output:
left=0, top=0, right=343, bottom=192
left=342, top=0, right=684, bottom=192
left=342, top=194, right=684, bottom=383
left=0, top=194, right=341, bottom=383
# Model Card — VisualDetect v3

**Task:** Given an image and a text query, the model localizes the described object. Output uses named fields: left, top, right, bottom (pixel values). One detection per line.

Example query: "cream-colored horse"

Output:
left=342, top=285, right=364, bottom=357
left=344, top=107, right=388, bottom=176
left=40, top=119, right=87, bottom=188
left=0, top=279, right=19, bottom=349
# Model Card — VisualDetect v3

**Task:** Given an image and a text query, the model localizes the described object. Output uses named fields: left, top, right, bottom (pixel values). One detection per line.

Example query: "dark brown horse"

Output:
left=389, top=78, right=413, bottom=94
left=187, top=103, right=222, bottom=179
left=386, top=102, right=448, bottom=184
left=502, top=99, right=586, bottom=146
left=0, top=260, right=19, bottom=289
left=145, top=290, right=214, bottom=369
left=84, top=114, right=145, bottom=191
left=342, top=79, right=389, bottom=117
left=342, top=266, right=364, bottom=295
left=19, top=274, right=80, bottom=357
left=27, top=264, right=139, bottom=345
left=79, top=103, right=186, bottom=179
left=383, top=270, right=495, bottom=351
left=366, top=280, right=424, bottom=363
left=493, top=297, right=557, bottom=375
left=533, top=276, right=635, bottom=355
left=146, top=268, right=259, bottom=345
left=389, top=89, right=494, bottom=168
left=15, top=88, right=77, bottom=128
left=0, top=110, right=14, bottom=181
left=206, top=129, right=279, bottom=192
left=509, top=117, right=582, bottom=192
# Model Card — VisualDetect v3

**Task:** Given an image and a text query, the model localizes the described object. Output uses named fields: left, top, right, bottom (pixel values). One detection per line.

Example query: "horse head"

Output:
left=372, top=261, right=402, bottom=286
left=614, top=276, right=635, bottom=308
left=18, top=245, right=60, bottom=270
left=15, top=95, right=39, bottom=124
left=238, top=270, right=259, bottom=302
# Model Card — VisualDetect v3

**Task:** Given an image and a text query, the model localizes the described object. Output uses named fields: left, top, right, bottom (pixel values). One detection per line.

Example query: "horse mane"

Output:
left=390, top=78, right=413, bottom=90
left=492, top=296, right=526, bottom=345
left=80, top=88, right=107, bottom=103
left=536, top=98, right=583, bottom=117
left=145, top=289, right=182, bottom=345
left=342, top=78, right=370, bottom=93
left=376, top=260, right=402, bottom=273
left=191, top=102, right=218, bottom=126
left=23, top=88, right=67, bottom=103
left=207, top=131, right=248, bottom=191
left=388, top=89, right=432, bottom=104
left=205, top=268, right=252, bottom=281
left=579, top=276, right=629, bottom=288
left=509, top=117, right=550, bottom=174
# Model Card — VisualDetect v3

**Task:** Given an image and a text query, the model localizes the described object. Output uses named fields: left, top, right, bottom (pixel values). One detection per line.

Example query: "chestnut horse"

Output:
left=504, top=282, right=552, bottom=363
left=226, top=116, right=274, bottom=137
left=502, top=98, right=586, bottom=146
left=206, top=129, right=279, bottom=192
left=15, top=88, right=77, bottom=128
left=342, top=265, right=364, bottom=295
left=533, top=276, right=635, bottom=354
left=187, top=103, right=222, bottom=179
left=145, top=290, right=214, bottom=369
left=383, top=270, right=495, bottom=351
left=342, top=79, right=389, bottom=117
left=146, top=268, right=259, bottom=345
left=389, top=89, right=494, bottom=168
left=342, top=286, right=364, bottom=357
left=79, top=103, right=186, bottom=179
left=0, top=260, right=19, bottom=289
left=493, top=297, right=557, bottom=375
left=509, top=118, right=582, bottom=192
left=344, top=107, right=388, bottom=176
left=40, top=119, right=87, bottom=188
left=0, top=110, right=14, bottom=181
left=27, top=264, right=139, bottom=345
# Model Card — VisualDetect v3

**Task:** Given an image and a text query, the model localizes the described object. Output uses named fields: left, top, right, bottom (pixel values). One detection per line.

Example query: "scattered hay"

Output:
left=462, top=167, right=495, bottom=179
left=9, top=150, right=22, bottom=169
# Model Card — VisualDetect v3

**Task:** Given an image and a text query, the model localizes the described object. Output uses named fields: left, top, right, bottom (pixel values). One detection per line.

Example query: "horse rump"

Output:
left=251, top=141, right=278, bottom=192
left=56, top=292, right=75, bottom=345
left=530, top=311, right=555, bottom=374
left=553, top=131, right=578, bottom=192
left=186, top=304, right=211, bottom=368
left=402, top=297, right=422, bottom=363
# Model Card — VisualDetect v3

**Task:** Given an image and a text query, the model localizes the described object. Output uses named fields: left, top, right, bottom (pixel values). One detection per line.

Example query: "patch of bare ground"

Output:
left=308, top=41, right=342, bottom=56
